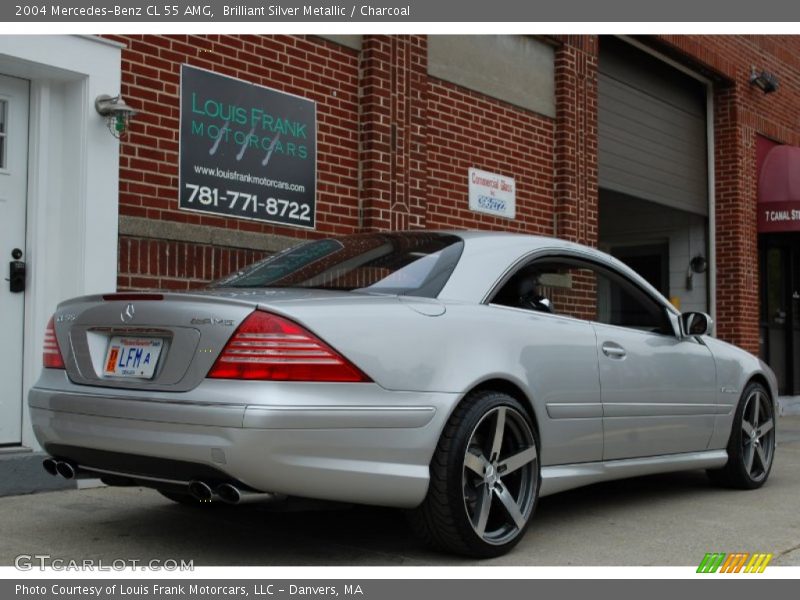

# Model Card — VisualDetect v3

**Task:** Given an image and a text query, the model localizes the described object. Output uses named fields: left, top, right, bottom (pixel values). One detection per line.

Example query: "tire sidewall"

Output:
left=728, top=382, right=775, bottom=489
left=444, top=391, right=541, bottom=557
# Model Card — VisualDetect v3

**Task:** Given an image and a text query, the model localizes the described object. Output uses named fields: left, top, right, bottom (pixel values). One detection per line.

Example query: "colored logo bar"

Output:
left=697, top=552, right=773, bottom=573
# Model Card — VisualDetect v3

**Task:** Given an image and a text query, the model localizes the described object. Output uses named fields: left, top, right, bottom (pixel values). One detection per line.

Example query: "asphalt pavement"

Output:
left=1, top=416, right=799, bottom=567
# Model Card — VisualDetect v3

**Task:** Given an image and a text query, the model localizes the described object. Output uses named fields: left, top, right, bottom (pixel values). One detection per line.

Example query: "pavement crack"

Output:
left=774, top=541, right=800, bottom=559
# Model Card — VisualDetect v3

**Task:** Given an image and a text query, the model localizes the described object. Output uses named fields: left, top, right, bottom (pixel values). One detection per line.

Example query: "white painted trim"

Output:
left=75, top=35, right=127, bottom=50
left=75, top=78, right=90, bottom=294
left=21, top=80, right=50, bottom=451
left=0, top=35, right=122, bottom=450
left=706, top=92, right=717, bottom=333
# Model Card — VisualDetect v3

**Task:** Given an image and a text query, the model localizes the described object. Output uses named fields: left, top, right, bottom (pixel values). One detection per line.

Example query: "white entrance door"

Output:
left=0, top=74, right=29, bottom=445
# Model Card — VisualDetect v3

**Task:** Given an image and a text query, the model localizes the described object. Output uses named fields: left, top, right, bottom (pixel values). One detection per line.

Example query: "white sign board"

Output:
left=468, top=168, right=516, bottom=219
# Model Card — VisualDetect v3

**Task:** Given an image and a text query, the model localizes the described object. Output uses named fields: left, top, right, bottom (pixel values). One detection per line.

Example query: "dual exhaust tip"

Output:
left=42, top=458, right=77, bottom=480
left=42, top=458, right=275, bottom=505
left=189, top=480, right=276, bottom=505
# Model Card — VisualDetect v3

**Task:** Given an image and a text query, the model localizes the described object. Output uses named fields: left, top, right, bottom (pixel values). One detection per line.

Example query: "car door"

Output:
left=588, top=262, right=718, bottom=460
left=488, top=263, right=603, bottom=466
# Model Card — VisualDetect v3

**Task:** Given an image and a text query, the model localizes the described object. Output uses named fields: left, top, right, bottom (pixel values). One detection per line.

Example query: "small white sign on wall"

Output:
left=468, top=168, right=516, bottom=219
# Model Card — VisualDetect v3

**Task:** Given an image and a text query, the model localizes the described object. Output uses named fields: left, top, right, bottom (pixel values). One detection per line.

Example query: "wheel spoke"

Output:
left=742, top=420, right=755, bottom=437
left=489, top=408, right=506, bottom=461
left=744, top=442, right=755, bottom=474
left=464, top=451, right=489, bottom=476
left=499, top=446, right=537, bottom=476
left=752, top=393, right=761, bottom=425
left=494, top=481, right=527, bottom=530
left=756, top=445, right=769, bottom=472
left=473, top=483, right=493, bottom=537
left=757, top=419, right=774, bottom=438
left=460, top=402, right=537, bottom=545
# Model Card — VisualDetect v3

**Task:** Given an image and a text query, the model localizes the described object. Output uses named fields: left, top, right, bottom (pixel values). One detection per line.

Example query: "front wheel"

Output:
left=410, top=391, right=540, bottom=557
left=707, top=382, right=776, bottom=489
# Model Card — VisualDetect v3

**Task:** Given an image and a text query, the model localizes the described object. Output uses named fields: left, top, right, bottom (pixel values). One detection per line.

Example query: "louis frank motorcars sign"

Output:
left=179, top=65, right=317, bottom=229
left=468, top=168, right=516, bottom=219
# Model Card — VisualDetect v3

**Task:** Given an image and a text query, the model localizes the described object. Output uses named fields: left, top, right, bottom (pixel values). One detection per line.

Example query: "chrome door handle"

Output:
left=601, top=343, right=627, bottom=359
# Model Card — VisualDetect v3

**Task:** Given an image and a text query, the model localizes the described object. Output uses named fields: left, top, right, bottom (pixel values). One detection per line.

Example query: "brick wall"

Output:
left=425, top=77, right=555, bottom=234
left=553, top=36, right=599, bottom=247
left=108, top=33, right=800, bottom=355
left=116, top=237, right=266, bottom=291
left=659, top=35, right=800, bottom=354
left=360, top=36, right=429, bottom=232
left=107, top=34, right=362, bottom=289
left=110, top=33, right=567, bottom=291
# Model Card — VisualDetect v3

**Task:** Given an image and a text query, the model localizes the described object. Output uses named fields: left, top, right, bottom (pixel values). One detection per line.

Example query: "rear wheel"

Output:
left=707, top=382, right=776, bottom=489
left=410, top=391, right=540, bottom=557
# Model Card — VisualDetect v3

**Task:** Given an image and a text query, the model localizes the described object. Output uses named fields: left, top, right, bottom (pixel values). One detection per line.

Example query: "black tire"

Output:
left=707, top=381, right=776, bottom=489
left=410, top=390, right=540, bottom=557
left=158, top=490, right=215, bottom=505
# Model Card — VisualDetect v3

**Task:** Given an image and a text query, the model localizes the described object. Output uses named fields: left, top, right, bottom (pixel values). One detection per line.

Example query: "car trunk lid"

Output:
left=56, top=292, right=257, bottom=392
left=52, top=288, right=414, bottom=392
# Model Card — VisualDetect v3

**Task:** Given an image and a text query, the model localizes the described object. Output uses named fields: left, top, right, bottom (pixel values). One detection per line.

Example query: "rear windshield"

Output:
left=214, top=233, right=464, bottom=298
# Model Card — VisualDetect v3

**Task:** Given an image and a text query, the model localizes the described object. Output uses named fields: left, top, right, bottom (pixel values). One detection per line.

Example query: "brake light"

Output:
left=43, top=315, right=65, bottom=369
left=207, top=310, right=371, bottom=382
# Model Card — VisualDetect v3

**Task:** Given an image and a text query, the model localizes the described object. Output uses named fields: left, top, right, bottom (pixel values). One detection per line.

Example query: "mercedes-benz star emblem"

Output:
left=120, top=303, right=135, bottom=323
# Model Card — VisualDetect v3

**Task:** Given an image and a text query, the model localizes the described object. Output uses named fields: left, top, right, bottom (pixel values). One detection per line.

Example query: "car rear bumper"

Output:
left=28, top=370, right=457, bottom=508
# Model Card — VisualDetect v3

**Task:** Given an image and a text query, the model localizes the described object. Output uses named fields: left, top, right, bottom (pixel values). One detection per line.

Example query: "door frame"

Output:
left=0, top=35, right=123, bottom=450
left=0, top=73, right=30, bottom=446
left=759, top=233, right=799, bottom=395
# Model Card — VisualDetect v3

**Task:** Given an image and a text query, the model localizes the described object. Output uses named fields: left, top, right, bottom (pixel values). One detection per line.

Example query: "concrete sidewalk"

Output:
left=779, top=395, right=800, bottom=416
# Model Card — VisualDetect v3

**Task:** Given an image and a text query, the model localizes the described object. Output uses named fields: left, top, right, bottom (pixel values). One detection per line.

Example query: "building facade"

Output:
left=1, top=34, right=799, bottom=470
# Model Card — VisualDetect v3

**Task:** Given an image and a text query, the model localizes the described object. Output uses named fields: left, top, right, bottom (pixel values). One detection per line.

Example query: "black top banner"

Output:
left=5, top=0, right=800, bottom=22
left=179, top=65, right=317, bottom=229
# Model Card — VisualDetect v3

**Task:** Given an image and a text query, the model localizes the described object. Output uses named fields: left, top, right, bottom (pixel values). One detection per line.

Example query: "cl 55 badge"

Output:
left=190, top=317, right=235, bottom=326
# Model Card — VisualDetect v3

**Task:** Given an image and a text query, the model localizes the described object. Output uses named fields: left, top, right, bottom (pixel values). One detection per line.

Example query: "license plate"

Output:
left=103, top=336, right=164, bottom=379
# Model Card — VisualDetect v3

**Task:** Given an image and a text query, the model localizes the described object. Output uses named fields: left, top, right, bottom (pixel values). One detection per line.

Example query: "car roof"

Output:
left=436, top=230, right=678, bottom=314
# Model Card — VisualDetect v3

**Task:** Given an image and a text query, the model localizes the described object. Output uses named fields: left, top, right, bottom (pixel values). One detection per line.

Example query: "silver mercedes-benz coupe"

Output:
left=31, top=231, right=778, bottom=557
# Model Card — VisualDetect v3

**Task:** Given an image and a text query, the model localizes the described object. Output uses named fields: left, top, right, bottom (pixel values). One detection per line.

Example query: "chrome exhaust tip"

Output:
left=215, top=483, right=242, bottom=504
left=188, top=480, right=214, bottom=502
left=215, top=483, right=282, bottom=505
left=42, top=458, right=59, bottom=476
left=55, top=461, right=76, bottom=480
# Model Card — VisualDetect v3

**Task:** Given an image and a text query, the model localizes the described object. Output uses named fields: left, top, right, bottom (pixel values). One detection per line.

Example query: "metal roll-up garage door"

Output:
left=599, top=38, right=708, bottom=216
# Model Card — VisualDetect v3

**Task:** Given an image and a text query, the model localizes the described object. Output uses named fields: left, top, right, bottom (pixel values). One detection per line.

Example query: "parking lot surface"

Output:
left=2, top=416, right=799, bottom=567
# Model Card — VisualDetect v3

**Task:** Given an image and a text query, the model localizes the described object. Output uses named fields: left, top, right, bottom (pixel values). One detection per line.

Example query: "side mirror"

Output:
left=681, top=312, right=713, bottom=337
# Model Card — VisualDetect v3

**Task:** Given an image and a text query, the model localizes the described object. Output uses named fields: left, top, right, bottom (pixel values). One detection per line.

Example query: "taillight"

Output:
left=207, top=310, right=371, bottom=382
left=43, top=315, right=65, bottom=369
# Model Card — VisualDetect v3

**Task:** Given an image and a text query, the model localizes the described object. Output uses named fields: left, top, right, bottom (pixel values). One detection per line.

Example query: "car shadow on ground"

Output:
left=89, top=469, right=725, bottom=565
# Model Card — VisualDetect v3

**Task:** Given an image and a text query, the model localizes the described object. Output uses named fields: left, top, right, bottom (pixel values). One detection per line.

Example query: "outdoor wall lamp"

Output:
left=749, top=67, right=779, bottom=94
left=94, top=94, right=138, bottom=138
left=686, top=255, right=708, bottom=291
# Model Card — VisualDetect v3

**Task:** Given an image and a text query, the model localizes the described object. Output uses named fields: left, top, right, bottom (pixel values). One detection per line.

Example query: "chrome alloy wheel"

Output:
left=462, top=406, right=538, bottom=546
left=741, top=389, right=775, bottom=482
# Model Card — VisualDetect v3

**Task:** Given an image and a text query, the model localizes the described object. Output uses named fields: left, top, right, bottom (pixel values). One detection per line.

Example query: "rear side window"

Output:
left=214, top=233, right=464, bottom=298
left=491, top=257, right=672, bottom=335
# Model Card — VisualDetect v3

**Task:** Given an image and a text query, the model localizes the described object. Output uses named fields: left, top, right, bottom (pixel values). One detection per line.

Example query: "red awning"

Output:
left=758, top=145, right=800, bottom=233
